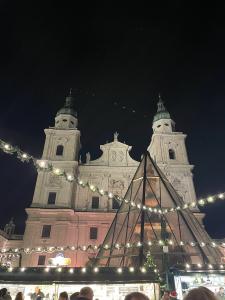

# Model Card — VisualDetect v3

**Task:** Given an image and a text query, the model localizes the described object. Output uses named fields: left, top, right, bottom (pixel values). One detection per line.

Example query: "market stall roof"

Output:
left=0, top=267, right=159, bottom=284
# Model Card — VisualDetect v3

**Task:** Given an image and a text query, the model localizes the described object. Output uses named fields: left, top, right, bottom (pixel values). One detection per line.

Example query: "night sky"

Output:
left=0, top=2, right=225, bottom=238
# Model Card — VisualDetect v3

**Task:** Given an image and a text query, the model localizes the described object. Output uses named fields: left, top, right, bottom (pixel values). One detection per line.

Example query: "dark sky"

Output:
left=0, top=2, right=225, bottom=238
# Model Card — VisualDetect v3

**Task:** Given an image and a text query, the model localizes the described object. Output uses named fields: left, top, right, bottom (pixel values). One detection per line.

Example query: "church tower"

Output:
left=31, top=90, right=80, bottom=208
left=148, top=95, right=197, bottom=204
left=22, top=91, right=81, bottom=267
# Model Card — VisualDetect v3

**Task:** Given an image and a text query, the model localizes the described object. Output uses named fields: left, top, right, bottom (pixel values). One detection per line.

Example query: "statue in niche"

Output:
left=86, top=152, right=91, bottom=163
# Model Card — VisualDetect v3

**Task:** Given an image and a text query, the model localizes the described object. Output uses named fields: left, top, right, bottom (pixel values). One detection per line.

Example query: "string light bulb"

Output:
left=81, top=267, right=86, bottom=273
left=129, top=267, right=134, bottom=272
left=69, top=268, right=74, bottom=273
left=117, top=267, right=122, bottom=273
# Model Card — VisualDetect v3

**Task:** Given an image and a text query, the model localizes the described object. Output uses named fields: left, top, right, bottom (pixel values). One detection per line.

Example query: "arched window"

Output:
left=169, top=149, right=176, bottom=160
left=56, top=145, right=64, bottom=156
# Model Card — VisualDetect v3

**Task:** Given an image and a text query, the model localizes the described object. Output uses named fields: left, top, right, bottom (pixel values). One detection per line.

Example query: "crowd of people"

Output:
left=0, top=286, right=225, bottom=300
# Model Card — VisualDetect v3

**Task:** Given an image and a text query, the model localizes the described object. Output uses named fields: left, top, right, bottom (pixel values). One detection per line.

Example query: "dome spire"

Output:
left=56, top=89, right=77, bottom=118
left=153, top=94, right=171, bottom=123
left=157, top=94, right=166, bottom=112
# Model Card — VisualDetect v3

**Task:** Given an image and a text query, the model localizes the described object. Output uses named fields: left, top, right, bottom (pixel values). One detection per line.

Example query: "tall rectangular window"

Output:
left=41, top=225, right=51, bottom=238
left=48, top=192, right=56, bottom=204
left=112, top=198, right=120, bottom=209
left=37, top=255, right=46, bottom=266
left=90, top=227, right=98, bottom=240
left=92, top=196, right=99, bottom=209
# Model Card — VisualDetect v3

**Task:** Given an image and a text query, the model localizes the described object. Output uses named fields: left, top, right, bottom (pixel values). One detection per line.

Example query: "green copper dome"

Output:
left=56, top=91, right=77, bottom=118
left=153, top=95, right=171, bottom=122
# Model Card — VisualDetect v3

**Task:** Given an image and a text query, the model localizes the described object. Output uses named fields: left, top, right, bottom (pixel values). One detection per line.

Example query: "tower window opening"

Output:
left=56, top=145, right=64, bottom=156
left=63, top=119, right=67, bottom=122
left=92, top=196, right=99, bottom=209
left=157, top=125, right=161, bottom=128
left=71, top=120, right=74, bottom=125
left=169, top=149, right=176, bottom=160
left=48, top=192, right=56, bottom=204
left=90, top=227, right=98, bottom=240
left=165, top=123, right=169, bottom=126
left=41, top=225, right=51, bottom=238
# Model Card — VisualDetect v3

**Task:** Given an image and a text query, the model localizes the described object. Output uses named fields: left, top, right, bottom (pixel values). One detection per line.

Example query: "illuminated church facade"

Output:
left=0, top=93, right=203, bottom=267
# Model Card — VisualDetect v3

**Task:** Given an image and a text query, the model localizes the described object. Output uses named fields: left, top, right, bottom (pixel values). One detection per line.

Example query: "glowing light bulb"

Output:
left=54, top=168, right=61, bottom=175
left=39, top=161, right=46, bottom=168
left=4, top=144, right=10, bottom=150
left=117, top=267, right=122, bottom=273
left=20, top=267, right=25, bottom=272
left=129, top=267, right=134, bottom=272
left=198, top=199, right=205, bottom=206
left=8, top=267, right=13, bottom=272
left=141, top=267, right=146, bottom=273
left=126, top=243, right=131, bottom=248
left=180, top=241, right=184, bottom=246
left=108, top=192, right=113, bottom=198
left=45, top=267, right=50, bottom=272
left=81, top=267, right=86, bottom=273
left=200, top=242, right=206, bottom=247
left=208, top=264, right=213, bottom=269
left=220, top=265, right=224, bottom=269
left=211, top=242, right=216, bottom=247
left=67, top=174, right=73, bottom=181
left=93, top=267, right=99, bottom=273
left=186, top=264, right=190, bottom=269
left=197, top=263, right=202, bottom=268
left=57, top=267, right=62, bottom=272
left=219, top=193, right=224, bottom=199
left=22, top=153, right=27, bottom=158
left=99, top=189, right=104, bottom=195
left=69, top=268, right=74, bottom=273
left=207, top=197, right=214, bottom=203
left=79, top=180, right=83, bottom=185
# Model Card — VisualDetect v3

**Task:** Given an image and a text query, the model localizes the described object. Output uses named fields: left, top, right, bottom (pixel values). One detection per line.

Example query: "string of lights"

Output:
left=1, top=263, right=225, bottom=275
left=1, top=138, right=225, bottom=216
left=0, top=239, right=224, bottom=256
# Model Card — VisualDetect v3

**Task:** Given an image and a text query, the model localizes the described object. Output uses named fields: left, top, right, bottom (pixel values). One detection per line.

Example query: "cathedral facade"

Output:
left=0, top=93, right=199, bottom=268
